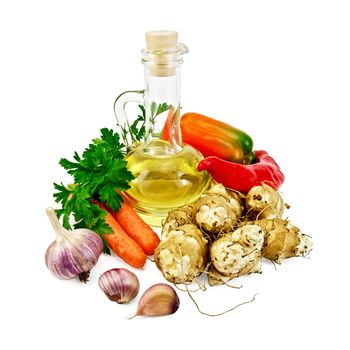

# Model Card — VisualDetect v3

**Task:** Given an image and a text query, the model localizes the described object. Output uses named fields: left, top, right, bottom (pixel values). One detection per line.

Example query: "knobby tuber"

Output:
left=154, top=224, right=208, bottom=284
left=193, top=183, right=243, bottom=235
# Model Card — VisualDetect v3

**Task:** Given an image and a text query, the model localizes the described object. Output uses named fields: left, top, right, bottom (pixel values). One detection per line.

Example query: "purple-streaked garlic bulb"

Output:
left=45, top=207, right=103, bottom=282
left=98, top=268, right=140, bottom=304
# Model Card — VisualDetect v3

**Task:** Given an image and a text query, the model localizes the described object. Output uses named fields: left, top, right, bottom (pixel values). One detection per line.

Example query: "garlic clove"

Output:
left=129, top=283, right=180, bottom=318
left=98, top=268, right=140, bottom=304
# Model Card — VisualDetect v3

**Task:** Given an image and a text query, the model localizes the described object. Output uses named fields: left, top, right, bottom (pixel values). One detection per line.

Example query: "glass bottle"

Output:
left=114, top=31, right=210, bottom=226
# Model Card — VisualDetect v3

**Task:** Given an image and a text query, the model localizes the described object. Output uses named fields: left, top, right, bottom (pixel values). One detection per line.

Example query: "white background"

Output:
left=1, top=0, right=349, bottom=349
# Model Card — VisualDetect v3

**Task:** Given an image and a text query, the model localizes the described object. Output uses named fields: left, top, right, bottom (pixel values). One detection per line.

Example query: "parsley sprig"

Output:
left=53, top=128, right=134, bottom=254
left=128, top=104, right=146, bottom=142
left=125, top=102, right=170, bottom=143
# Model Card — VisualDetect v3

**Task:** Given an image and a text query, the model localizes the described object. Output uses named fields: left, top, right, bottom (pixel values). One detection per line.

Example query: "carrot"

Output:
left=110, top=200, right=160, bottom=255
left=96, top=202, right=146, bottom=268
left=160, top=107, right=175, bottom=141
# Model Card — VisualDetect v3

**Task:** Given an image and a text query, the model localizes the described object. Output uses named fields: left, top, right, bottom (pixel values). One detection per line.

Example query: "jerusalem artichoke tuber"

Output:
left=209, top=224, right=264, bottom=285
left=154, top=224, right=208, bottom=284
left=246, top=184, right=285, bottom=220
left=193, top=183, right=243, bottom=235
left=252, top=218, right=312, bottom=263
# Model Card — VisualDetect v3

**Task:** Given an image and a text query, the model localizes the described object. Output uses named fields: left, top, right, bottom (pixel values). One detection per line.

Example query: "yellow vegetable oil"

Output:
left=124, top=139, right=210, bottom=226
left=114, top=31, right=210, bottom=226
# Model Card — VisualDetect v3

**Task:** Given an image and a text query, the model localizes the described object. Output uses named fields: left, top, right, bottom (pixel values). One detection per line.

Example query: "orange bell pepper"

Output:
left=161, top=112, right=254, bottom=164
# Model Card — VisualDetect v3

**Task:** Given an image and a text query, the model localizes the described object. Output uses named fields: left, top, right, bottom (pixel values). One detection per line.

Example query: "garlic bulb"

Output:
left=129, top=283, right=180, bottom=319
left=98, top=268, right=140, bottom=304
left=45, top=207, right=103, bottom=282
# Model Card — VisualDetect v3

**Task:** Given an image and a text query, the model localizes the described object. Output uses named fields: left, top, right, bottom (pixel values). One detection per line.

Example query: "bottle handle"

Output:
left=113, top=90, right=144, bottom=148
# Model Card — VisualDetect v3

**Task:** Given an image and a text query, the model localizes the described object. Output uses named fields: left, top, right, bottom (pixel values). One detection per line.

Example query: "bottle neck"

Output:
left=143, top=64, right=182, bottom=149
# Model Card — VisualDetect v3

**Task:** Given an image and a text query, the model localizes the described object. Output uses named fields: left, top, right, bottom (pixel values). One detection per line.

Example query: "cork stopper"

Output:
left=145, top=30, right=178, bottom=51
left=145, top=30, right=179, bottom=77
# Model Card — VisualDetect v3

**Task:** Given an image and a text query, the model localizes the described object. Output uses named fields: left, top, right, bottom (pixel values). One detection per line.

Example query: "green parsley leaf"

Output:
left=156, top=102, right=171, bottom=116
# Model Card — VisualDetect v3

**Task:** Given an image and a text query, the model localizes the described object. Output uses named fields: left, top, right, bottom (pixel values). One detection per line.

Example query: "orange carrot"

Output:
left=110, top=200, right=160, bottom=256
left=161, top=107, right=174, bottom=141
left=97, top=202, right=146, bottom=268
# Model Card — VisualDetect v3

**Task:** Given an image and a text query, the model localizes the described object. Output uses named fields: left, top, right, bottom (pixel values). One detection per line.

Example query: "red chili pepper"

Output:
left=197, top=150, right=285, bottom=193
